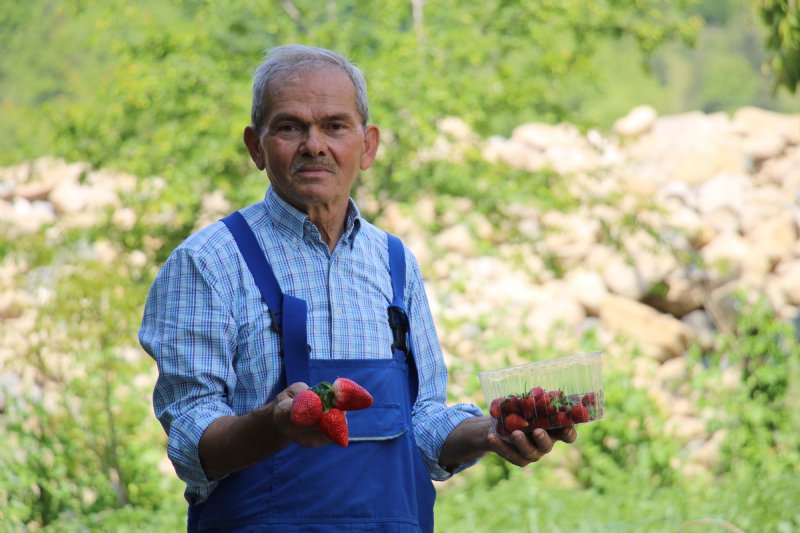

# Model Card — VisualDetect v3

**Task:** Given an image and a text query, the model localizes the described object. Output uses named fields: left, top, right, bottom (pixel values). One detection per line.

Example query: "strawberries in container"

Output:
left=479, top=352, right=605, bottom=441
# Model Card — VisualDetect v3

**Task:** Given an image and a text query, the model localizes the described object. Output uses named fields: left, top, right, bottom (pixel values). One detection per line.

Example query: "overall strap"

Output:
left=221, top=211, right=310, bottom=385
left=387, top=233, right=419, bottom=405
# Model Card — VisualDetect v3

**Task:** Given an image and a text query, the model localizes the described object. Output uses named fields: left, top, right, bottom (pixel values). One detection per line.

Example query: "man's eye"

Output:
left=328, top=123, right=346, bottom=130
left=278, top=124, right=298, bottom=132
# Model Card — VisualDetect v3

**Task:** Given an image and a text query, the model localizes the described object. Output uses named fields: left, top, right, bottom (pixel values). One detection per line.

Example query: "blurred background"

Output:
left=1, top=0, right=799, bottom=531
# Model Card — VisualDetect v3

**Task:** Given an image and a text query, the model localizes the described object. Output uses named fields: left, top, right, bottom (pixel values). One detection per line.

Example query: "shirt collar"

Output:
left=263, top=186, right=362, bottom=248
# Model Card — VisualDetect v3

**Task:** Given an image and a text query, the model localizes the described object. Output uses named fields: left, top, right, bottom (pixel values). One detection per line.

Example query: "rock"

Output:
left=564, top=269, right=608, bottom=316
left=599, top=294, right=695, bottom=361
left=112, top=207, right=137, bottom=231
left=0, top=290, right=30, bottom=320
left=613, top=105, right=658, bottom=137
left=775, top=259, right=800, bottom=306
left=434, top=224, right=476, bottom=256
left=700, top=230, right=768, bottom=287
left=601, top=254, right=648, bottom=301
left=732, top=106, right=800, bottom=145
left=694, top=173, right=748, bottom=216
left=745, top=210, right=797, bottom=266
left=657, top=355, right=688, bottom=383
left=645, top=269, right=706, bottom=318
left=482, top=136, right=546, bottom=172
left=742, top=130, right=787, bottom=162
left=438, top=116, right=476, bottom=143
left=681, top=310, right=717, bottom=352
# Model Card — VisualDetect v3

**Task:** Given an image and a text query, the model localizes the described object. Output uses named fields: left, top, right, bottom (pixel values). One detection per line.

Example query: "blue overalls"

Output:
left=186, top=211, right=436, bottom=532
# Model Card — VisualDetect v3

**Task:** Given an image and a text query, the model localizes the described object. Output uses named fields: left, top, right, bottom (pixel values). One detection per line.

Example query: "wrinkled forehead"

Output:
left=272, top=65, right=354, bottom=92
left=266, top=66, right=359, bottom=118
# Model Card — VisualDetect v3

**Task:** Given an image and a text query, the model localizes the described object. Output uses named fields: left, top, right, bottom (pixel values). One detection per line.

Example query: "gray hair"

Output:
left=251, top=44, right=370, bottom=133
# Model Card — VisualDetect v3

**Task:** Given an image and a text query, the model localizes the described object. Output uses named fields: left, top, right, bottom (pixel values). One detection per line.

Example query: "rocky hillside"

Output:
left=1, top=105, right=799, bottom=483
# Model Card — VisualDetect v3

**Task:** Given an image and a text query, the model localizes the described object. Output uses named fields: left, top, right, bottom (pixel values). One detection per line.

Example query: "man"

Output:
left=139, top=44, right=577, bottom=532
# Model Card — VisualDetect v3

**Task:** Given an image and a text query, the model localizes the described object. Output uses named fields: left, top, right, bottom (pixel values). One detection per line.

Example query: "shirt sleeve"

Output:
left=404, top=249, right=484, bottom=480
left=138, top=245, right=238, bottom=495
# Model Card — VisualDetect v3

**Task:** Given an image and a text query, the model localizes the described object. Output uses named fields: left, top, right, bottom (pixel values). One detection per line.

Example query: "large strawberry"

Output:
left=503, top=413, right=529, bottom=432
left=331, top=377, right=373, bottom=411
left=501, top=395, right=521, bottom=416
left=553, top=411, right=572, bottom=427
left=320, top=408, right=349, bottom=447
left=290, top=389, right=323, bottom=426
left=519, top=395, right=536, bottom=421
left=570, top=403, right=590, bottom=423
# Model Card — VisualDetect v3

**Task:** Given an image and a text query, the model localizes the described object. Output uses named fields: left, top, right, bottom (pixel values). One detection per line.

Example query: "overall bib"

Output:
left=187, top=211, right=436, bottom=532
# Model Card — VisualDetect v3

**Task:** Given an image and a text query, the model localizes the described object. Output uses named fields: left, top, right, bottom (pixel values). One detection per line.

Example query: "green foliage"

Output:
left=436, top=297, right=800, bottom=532
left=1, top=0, right=702, bottom=212
left=758, top=0, right=800, bottom=93
left=0, top=258, right=182, bottom=529
left=691, top=295, right=800, bottom=475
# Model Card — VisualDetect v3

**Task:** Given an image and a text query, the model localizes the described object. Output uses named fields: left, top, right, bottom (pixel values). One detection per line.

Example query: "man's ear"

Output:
left=360, top=125, right=380, bottom=171
left=243, top=126, right=266, bottom=170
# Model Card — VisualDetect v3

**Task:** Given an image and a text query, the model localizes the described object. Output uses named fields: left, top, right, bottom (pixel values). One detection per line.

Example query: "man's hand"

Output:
left=438, top=416, right=577, bottom=471
left=272, top=382, right=329, bottom=448
left=487, top=425, right=577, bottom=467
left=199, top=382, right=332, bottom=479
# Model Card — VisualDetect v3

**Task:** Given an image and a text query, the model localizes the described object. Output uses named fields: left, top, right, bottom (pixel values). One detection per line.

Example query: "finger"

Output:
left=488, top=432, right=538, bottom=467
left=547, top=426, right=577, bottom=443
left=285, top=382, right=309, bottom=395
left=559, top=426, right=578, bottom=443
left=527, top=428, right=554, bottom=454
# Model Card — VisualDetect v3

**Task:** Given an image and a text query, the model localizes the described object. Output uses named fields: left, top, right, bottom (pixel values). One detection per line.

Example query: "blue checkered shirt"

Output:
left=139, top=187, right=483, bottom=504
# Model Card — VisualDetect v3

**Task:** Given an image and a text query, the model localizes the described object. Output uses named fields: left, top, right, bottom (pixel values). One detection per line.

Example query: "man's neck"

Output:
left=307, top=206, right=346, bottom=252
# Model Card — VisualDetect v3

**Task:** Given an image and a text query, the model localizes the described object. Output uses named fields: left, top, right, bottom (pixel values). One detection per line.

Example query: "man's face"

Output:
left=244, top=67, right=379, bottom=213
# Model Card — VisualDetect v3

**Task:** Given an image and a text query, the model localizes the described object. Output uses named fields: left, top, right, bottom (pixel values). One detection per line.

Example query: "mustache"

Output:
left=290, top=157, right=337, bottom=174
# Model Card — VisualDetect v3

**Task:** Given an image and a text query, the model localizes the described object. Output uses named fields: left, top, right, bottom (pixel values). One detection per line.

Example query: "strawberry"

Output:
left=489, top=397, right=503, bottom=419
left=544, top=395, right=558, bottom=416
left=501, top=395, right=521, bottom=416
left=290, top=389, right=323, bottom=426
left=553, top=411, right=572, bottom=427
left=532, top=417, right=551, bottom=429
left=547, top=390, right=564, bottom=401
left=494, top=418, right=511, bottom=436
left=570, top=403, right=590, bottom=423
left=530, top=386, right=545, bottom=400
left=320, top=407, right=349, bottom=447
left=503, top=413, right=529, bottom=432
left=331, top=377, right=373, bottom=411
left=582, top=392, right=597, bottom=406
left=534, top=396, right=549, bottom=417
left=519, top=395, right=536, bottom=420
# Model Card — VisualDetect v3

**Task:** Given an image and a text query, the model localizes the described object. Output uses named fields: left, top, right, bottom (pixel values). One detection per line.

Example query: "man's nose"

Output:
left=301, top=126, right=326, bottom=156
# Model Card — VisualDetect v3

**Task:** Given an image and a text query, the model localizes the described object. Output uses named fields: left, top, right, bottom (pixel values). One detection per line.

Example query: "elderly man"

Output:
left=139, top=44, right=577, bottom=532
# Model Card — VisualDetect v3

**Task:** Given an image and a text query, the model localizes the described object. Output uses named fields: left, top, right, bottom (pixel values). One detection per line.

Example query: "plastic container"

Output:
left=478, top=351, right=605, bottom=440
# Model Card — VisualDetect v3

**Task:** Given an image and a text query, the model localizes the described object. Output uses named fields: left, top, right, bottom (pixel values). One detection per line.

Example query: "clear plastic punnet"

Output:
left=479, top=351, right=605, bottom=440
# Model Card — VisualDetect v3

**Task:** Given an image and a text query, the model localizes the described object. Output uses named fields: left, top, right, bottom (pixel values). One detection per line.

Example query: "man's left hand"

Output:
left=487, top=426, right=577, bottom=467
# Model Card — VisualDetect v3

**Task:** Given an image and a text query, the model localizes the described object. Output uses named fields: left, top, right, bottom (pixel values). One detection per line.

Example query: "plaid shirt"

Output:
left=139, top=187, right=482, bottom=504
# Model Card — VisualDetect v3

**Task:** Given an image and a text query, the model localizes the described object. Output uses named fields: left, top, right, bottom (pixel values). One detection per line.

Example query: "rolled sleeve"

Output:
left=405, top=251, right=484, bottom=480
left=139, top=245, right=238, bottom=501
left=414, top=402, right=484, bottom=480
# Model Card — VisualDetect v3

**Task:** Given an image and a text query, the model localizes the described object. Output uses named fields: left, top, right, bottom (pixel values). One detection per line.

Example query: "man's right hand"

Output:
left=273, top=382, right=330, bottom=448
left=199, top=382, right=332, bottom=479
